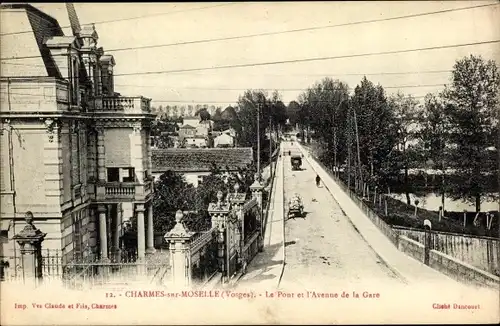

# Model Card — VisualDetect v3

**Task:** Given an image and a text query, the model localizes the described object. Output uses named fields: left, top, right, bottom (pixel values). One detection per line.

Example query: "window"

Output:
left=107, top=168, right=119, bottom=182
left=122, top=168, right=135, bottom=182
left=107, top=167, right=136, bottom=182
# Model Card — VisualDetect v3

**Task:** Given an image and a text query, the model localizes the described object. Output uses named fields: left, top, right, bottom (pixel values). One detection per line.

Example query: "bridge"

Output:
left=235, top=141, right=498, bottom=323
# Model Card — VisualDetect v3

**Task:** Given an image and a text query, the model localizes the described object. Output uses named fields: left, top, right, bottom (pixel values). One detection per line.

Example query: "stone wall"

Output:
left=428, top=249, right=500, bottom=288
left=398, top=235, right=425, bottom=262
left=394, top=226, right=499, bottom=275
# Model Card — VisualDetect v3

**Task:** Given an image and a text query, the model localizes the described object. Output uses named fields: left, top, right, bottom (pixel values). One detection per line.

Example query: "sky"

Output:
left=5, top=2, right=500, bottom=107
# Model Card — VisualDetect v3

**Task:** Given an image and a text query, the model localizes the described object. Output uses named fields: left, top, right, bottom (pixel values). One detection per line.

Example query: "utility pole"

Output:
left=352, top=105, right=363, bottom=190
left=269, top=112, right=273, bottom=178
left=347, top=106, right=352, bottom=190
left=257, top=102, right=261, bottom=180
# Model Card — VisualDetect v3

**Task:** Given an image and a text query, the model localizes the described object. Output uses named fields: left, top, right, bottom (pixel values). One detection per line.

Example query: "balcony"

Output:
left=95, top=180, right=154, bottom=203
left=91, top=96, right=151, bottom=114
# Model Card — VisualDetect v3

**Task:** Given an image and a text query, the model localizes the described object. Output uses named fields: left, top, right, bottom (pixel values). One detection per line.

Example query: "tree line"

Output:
left=290, top=55, right=499, bottom=213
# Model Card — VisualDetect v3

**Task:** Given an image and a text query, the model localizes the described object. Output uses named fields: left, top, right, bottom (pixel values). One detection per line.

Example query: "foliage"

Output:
left=286, top=100, right=301, bottom=126
left=235, top=89, right=287, bottom=165
left=441, top=55, right=500, bottom=212
left=386, top=92, right=421, bottom=204
left=152, top=171, right=195, bottom=233
left=297, top=78, right=350, bottom=167
left=151, top=164, right=256, bottom=234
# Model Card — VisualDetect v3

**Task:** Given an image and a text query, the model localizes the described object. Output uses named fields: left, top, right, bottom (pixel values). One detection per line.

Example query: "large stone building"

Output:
left=0, top=4, right=155, bottom=266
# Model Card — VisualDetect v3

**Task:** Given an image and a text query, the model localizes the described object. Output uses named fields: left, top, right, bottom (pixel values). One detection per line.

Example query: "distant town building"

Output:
left=152, top=148, right=253, bottom=187
left=214, top=133, right=235, bottom=148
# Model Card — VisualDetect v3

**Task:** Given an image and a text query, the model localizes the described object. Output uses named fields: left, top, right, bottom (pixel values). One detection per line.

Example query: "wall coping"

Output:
left=430, top=248, right=500, bottom=282
left=399, top=235, right=425, bottom=248
left=393, top=225, right=500, bottom=242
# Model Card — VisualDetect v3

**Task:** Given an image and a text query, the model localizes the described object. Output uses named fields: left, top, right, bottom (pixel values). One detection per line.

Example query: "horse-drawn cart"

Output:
left=288, top=194, right=304, bottom=218
left=291, top=155, right=302, bottom=170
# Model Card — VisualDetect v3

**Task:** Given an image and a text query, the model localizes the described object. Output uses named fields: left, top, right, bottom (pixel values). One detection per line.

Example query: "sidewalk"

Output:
left=234, top=154, right=284, bottom=290
left=296, top=143, right=464, bottom=287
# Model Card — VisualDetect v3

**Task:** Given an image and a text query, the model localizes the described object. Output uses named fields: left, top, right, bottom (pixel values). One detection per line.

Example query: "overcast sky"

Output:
left=24, top=2, right=500, bottom=107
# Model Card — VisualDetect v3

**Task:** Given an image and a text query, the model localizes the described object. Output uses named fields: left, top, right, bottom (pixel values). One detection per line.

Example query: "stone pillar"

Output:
left=250, top=177, right=264, bottom=209
left=164, top=210, right=194, bottom=288
left=13, top=212, right=46, bottom=286
left=87, top=207, right=98, bottom=259
left=146, top=203, right=155, bottom=255
left=112, top=205, right=121, bottom=262
left=208, top=191, right=231, bottom=283
left=97, top=205, right=109, bottom=261
left=228, top=183, right=246, bottom=262
left=96, top=124, right=106, bottom=182
left=131, top=123, right=144, bottom=184
left=147, top=127, right=153, bottom=175
left=424, top=219, right=432, bottom=266
left=136, top=204, right=146, bottom=261
left=250, top=177, right=264, bottom=251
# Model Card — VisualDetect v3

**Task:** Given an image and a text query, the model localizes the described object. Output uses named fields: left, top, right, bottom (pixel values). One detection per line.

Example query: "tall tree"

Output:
left=152, top=171, right=195, bottom=233
left=389, top=92, right=421, bottom=205
left=286, top=100, right=301, bottom=127
left=350, top=77, right=396, bottom=187
left=442, top=55, right=500, bottom=212
left=419, top=93, right=452, bottom=211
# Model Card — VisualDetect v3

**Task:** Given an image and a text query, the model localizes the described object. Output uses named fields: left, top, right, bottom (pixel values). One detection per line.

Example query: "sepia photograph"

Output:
left=0, top=1, right=499, bottom=325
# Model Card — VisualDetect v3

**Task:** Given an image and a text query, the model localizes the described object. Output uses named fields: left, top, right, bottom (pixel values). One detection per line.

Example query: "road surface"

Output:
left=279, top=142, right=404, bottom=291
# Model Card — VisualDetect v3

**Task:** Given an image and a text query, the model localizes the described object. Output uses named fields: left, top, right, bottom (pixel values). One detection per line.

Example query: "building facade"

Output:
left=0, top=4, right=155, bottom=267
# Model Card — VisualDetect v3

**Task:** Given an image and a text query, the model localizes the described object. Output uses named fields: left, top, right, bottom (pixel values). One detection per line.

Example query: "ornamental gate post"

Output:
left=208, top=191, right=231, bottom=283
left=228, top=183, right=247, bottom=272
left=13, top=212, right=47, bottom=287
left=250, top=176, right=264, bottom=252
left=164, top=210, right=194, bottom=288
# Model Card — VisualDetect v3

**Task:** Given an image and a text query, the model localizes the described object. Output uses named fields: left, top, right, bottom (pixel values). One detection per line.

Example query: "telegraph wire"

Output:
left=112, top=83, right=446, bottom=91
left=0, top=3, right=237, bottom=36
left=86, top=40, right=500, bottom=76
left=0, top=90, right=429, bottom=103
left=3, top=39, right=496, bottom=73
left=102, top=3, right=500, bottom=54
left=2, top=3, right=496, bottom=55
left=1, top=62, right=453, bottom=76
left=2, top=3, right=498, bottom=60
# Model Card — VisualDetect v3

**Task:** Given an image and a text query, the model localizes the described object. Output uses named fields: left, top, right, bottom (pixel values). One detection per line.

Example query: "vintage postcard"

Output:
left=0, top=1, right=499, bottom=325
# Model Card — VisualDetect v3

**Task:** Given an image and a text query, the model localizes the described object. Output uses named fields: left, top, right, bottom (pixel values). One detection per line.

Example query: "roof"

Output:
left=1, top=4, right=64, bottom=78
left=215, top=133, right=233, bottom=139
left=152, top=148, right=254, bottom=173
left=180, top=124, right=196, bottom=130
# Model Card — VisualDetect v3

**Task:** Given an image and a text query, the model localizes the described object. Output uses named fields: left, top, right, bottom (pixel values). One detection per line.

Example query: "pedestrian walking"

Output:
left=316, top=174, right=321, bottom=187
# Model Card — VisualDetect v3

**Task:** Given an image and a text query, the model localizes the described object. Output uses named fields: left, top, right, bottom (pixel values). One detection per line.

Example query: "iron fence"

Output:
left=190, top=228, right=219, bottom=286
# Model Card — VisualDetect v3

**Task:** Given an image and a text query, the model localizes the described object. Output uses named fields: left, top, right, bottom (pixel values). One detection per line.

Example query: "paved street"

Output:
left=279, top=142, right=404, bottom=291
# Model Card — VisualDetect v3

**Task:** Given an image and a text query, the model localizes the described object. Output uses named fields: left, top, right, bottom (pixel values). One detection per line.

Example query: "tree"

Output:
left=389, top=92, right=421, bottom=204
left=212, top=107, right=223, bottom=122
left=297, top=78, right=350, bottom=166
left=152, top=171, right=195, bottom=233
left=350, top=77, right=396, bottom=188
left=442, top=55, right=500, bottom=212
left=236, top=90, right=274, bottom=164
left=286, top=101, right=301, bottom=127
left=419, top=93, right=451, bottom=211
left=199, top=109, right=211, bottom=121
